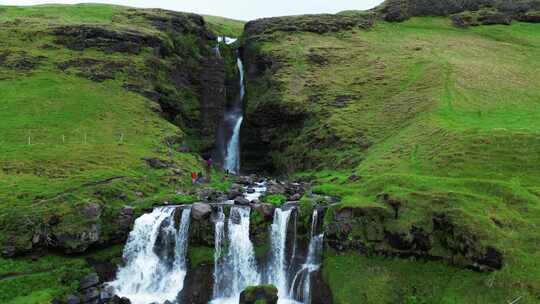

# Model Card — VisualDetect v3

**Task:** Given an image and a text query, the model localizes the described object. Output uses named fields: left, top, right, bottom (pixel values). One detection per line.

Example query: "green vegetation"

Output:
left=324, top=251, right=527, bottom=304
left=245, top=16, right=540, bottom=303
left=188, top=246, right=214, bottom=268
left=204, top=15, right=245, bottom=37
left=262, top=194, right=287, bottom=206
left=0, top=4, right=236, bottom=302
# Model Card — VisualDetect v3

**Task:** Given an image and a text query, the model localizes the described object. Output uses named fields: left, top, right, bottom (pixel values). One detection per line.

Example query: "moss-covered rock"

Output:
left=239, top=285, right=278, bottom=304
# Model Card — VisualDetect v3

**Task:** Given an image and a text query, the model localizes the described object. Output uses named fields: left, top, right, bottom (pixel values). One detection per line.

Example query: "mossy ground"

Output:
left=246, top=17, right=540, bottom=303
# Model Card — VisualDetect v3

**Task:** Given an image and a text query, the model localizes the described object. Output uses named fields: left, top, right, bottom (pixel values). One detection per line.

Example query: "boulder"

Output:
left=191, top=203, right=212, bottom=221
left=66, top=295, right=80, bottom=304
left=82, top=203, right=102, bottom=219
left=252, top=203, right=276, bottom=220
left=239, top=285, right=278, bottom=304
left=234, top=196, right=251, bottom=206
left=289, top=193, right=301, bottom=201
left=142, top=157, right=173, bottom=169
left=79, top=272, right=99, bottom=289
left=79, top=287, right=99, bottom=303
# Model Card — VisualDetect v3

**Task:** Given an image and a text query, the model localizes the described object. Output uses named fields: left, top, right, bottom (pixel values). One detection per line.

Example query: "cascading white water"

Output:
left=212, top=206, right=226, bottom=299
left=268, top=208, right=293, bottom=298
left=223, top=57, right=245, bottom=174
left=211, top=206, right=261, bottom=304
left=289, top=209, right=324, bottom=304
left=109, top=207, right=191, bottom=304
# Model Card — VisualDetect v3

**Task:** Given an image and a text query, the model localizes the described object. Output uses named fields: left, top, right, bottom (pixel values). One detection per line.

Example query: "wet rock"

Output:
left=142, top=157, right=173, bottom=169
left=191, top=203, right=212, bottom=221
left=79, top=272, right=99, bottom=289
left=197, top=188, right=224, bottom=203
left=266, top=182, right=285, bottom=194
left=252, top=203, right=276, bottom=220
left=227, top=187, right=244, bottom=200
left=180, top=263, right=213, bottom=304
left=230, top=208, right=242, bottom=224
left=234, top=196, right=251, bottom=206
left=246, top=188, right=256, bottom=194
left=79, top=287, right=99, bottom=303
left=289, top=193, right=302, bottom=201
left=104, top=295, right=131, bottom=304
left=239, top=285, right=278, bottom=304
left=66, top=295, right=81, bottom=304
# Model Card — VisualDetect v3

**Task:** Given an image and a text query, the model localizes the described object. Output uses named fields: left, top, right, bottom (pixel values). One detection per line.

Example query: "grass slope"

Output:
left=244, top=16, right=540, bottom=303
left=0, top=4, right=233, bottom=302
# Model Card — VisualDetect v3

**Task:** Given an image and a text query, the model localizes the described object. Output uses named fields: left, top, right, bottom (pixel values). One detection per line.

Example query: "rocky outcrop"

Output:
left=239, top=285, right=279, bottom=304
left=377, top=0, right=540, bottom=24
left=324, top=203, right=504, bottom=272
left=244, top=13, right=374, bottom=38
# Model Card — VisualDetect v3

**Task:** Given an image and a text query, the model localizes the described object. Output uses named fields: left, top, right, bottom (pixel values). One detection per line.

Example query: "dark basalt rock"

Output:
left=191, top=203, right=212, bottom=221
left=378, top=0, right=540, bottom=24
left=325, top=206, right=504, bottom=272
left=142, top=157, right=173, bottom=169
left=57, top=58, right=125, bottom=82
left=245, top=13, right=374, bottom=38
left=52, top=26, right=163, bottom=54
left=239, top=285, right=279, bottom=304
left=79, top=273, right=100, bottom=290
left=180, top=263, right=214, bottom=304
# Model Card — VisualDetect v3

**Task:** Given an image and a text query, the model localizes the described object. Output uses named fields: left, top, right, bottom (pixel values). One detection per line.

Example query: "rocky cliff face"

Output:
left=241, top=13, right=375, bottom=173
left=377, top=0, right=540, bottom=24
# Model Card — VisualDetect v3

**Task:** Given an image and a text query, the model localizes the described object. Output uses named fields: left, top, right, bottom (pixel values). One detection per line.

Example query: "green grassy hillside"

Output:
left=243, top=15, right=540, bottom=303
left=0, top=4, right=235, bottom=302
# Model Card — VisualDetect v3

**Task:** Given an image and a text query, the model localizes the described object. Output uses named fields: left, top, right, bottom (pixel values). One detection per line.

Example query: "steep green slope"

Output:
left=242, top=14, right=540, bottom=303
left=0, top=4, right=233, bottom=302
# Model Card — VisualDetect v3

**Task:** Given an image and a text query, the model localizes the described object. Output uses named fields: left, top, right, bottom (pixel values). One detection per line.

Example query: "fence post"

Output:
left=120, top=133, right=124, bottom=144
left=27, top=135, right=31, bottom=145
left=62, top=135, right=65, bottom=144
left=84, top=133, right=87, bottom=144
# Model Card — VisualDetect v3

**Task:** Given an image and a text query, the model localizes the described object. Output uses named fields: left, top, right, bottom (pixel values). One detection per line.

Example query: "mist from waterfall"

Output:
left=109, top=207, right=191, bottom=304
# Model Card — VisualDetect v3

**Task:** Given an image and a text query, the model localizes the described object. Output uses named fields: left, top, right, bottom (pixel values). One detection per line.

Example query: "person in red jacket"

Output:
left=191, top=172, right=198, bottom=185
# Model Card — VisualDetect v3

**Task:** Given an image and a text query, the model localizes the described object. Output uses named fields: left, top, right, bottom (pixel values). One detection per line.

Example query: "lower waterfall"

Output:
left=109, top=180, right=327, bottom=304
left=289, top=209, right=324, bottom=304
left=109, top=207, right=192, bottom=304
left=211, top=207, right=260, bottom=304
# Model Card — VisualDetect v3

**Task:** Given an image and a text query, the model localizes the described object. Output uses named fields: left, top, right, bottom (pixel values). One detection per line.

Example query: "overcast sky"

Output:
left=0, top=0, right=384, bottom=20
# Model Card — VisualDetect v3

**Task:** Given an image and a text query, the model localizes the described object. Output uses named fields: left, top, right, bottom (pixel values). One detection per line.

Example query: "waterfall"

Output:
left=109, top=207, right=191, bottom=304
left=222, top=56, right=245, bottom=175
left=211, top=206, right=260, bottom=304
left=289, top=209, right=324, bottom=304
left=212, top=206, right=226, bottom=299
left=267, top=208, right=293, bottom=298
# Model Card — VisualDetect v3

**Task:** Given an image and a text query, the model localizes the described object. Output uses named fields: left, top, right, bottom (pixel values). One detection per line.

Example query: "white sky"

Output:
left=0, top=0, right=384, bottom=20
